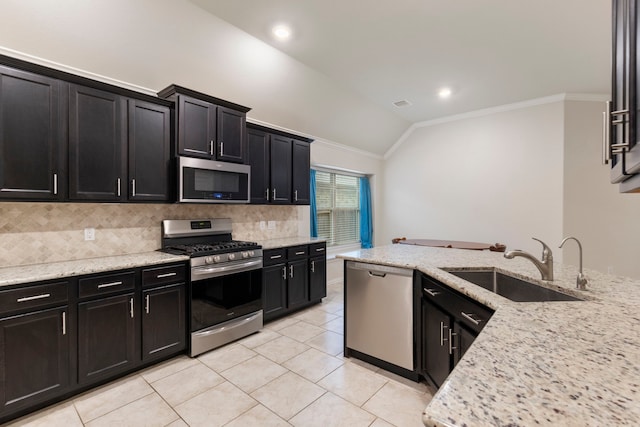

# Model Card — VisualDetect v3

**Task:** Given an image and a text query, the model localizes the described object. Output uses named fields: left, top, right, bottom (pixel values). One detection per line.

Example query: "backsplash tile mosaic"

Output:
left=0, top=203, right=306, bottom=267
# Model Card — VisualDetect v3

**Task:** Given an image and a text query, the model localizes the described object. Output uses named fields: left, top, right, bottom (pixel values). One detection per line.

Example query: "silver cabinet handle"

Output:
left=440, top=321, right=447, bottom=346
left=220, top=141, right=224, bottom=157
left=131, top=179, right=136, bottom=197
left=145, top=294, right=150, bottom=314
left=62, top=311, right=66, bottom=335
left=157, top=272, right=177, bottom=279
left=17, top=293, right=51, bottom=302
left=185, top=148, right=209, bottom=155
left=117, top=178, right=121, bottom=197
left=266, top=188, right=270, bottom=201
left=272, top=188, right=276, bottom=200
left=448, top=328, right=457, bottom=355
left=294, top=190, right=298, bottom=201
left=423, top=288, right=441, bottom=297
left=603, top=101, right=611, bottom=164
left=289, top=265, right=294, bottom=278
left=97, top=281, right=122, bottom=289
left=129, top=298, right=134, bottom=318
left=315, top=247, right=325, bottom=252
left=282, top=266, right=287, bottom=280
left=311, top=260, right=315, bottom=273
left=461, top=311, right=481, bottom=326
left=295, top=251, right=305, bottom=255
left=270, top=254, right=282, bottom=260
left=610, top=107, right=630, bottom=154
left=209, top=140, right=215, bottom=156
left=53, top=173, right=58, bottom=195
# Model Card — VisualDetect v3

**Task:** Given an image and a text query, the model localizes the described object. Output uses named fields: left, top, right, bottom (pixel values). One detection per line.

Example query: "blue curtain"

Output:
left=310, top=169, right=318, bottom=237
left=359, top=176, right=373, bottom=248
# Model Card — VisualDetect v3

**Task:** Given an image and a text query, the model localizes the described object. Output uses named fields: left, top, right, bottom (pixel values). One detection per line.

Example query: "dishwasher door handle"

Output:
left=368, top=271, right=387, bottom=278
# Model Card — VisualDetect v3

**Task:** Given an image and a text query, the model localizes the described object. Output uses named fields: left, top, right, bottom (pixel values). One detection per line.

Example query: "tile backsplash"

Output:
left=0, top=203, right=307, bottom=267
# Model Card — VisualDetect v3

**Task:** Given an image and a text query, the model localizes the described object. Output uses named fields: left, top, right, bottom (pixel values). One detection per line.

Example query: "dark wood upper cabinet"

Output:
left=246, top=127, right=270, bottom=204
left=270, top=135, right=293, bottom=203
left=128, top=100, right=171, bottom=201
left=292, top=140, right=310, bottom=205
left=0, top=66, right=66, bottom=201
left=158, top=85, right=250, bottom=163
left=68, top=84, right=126, bottom=201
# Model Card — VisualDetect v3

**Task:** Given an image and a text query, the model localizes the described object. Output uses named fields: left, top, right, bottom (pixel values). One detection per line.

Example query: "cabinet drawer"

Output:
left=263, top=248, right=287, bottom=266
left=79, top=271, right=136, bottom=299
left=142, top=264, right=186, bottom=288
left=422, top=275, right=493, bottom=334
left=309, top=242, right=326, bottom=256
left=0, top=281, right=68, bottom=316
left=287, top=245, right=308, bottom=260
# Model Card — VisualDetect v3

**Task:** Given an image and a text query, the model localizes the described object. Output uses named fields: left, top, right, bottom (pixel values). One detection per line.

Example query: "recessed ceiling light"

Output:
left=438, top=87, right=452, bottom=99
left=272, top=24, right=292, bottom=41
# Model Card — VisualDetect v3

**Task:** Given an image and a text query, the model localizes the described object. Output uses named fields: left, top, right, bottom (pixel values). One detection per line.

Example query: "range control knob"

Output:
left=242, top=251, right=249, bottom=259
left=228, top=253, right=236, bottom=261
left=248, top=250, right=255, bottom=257
left=205, top=256, right=214, bottom=264
left=213, top=255, right=221, bottom=263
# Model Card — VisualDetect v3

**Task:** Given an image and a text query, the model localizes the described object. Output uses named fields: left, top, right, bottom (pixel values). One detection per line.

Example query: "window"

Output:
left=314, top=170, right=360, bottom=247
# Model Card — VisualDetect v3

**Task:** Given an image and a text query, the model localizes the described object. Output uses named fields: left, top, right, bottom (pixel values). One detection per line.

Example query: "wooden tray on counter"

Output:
left=391, top=238, right=506, bottom=252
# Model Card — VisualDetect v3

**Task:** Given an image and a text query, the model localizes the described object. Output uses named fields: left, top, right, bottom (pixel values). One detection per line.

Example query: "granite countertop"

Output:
left=0, top=251, right=189, bottom=288
left=259, top=236, right=326, bottom=250
left=337, top=245, right=640, bottom=427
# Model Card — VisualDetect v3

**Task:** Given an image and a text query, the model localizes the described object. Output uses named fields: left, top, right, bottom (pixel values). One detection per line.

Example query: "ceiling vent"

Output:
left=392, top=100, right=412, bottom=108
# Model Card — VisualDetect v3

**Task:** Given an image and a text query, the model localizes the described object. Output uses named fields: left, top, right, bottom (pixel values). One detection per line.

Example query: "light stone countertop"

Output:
left=337, top=244, right=640, bottom=427
left=258, top=236, right=326, bottom=250
left=0, top=251, right=189, bottom=288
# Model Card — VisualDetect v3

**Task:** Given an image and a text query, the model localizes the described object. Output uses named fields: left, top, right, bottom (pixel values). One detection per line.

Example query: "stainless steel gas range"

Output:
left=160, top=218, right=263, bottom=357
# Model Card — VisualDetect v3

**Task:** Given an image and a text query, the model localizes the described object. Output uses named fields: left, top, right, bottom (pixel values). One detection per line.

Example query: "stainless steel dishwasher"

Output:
left=345, top=261, right=415, bottom=374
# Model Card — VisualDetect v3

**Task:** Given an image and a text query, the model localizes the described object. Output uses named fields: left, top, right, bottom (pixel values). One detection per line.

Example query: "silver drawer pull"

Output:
left=295, top=251, right=305, bottom=255
left=461, top=311, right=481, bottom=325
left=423, top=288, right=441, bottom=297
left=270, top=255, right=282, bottom=259
left=315, top=248, right=325, bottom=252
left=17, top=293, right=51, bottom=303
left=185, top=148, right=209, bottom=155
left=97, top=281, right=123, bottom=289
left=157, top=272, right=177, bottom=278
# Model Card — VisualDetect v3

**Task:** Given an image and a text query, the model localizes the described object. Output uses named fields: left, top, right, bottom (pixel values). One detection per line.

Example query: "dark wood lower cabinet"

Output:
left=0, top=306, right=69, bottom=414
left=287, top=259, right=309, bottom=310
left=142, top=283, right=186, bottom=361
left=78, top=293, right=136, bottom=385
left=262, top=264, right=287, bottom=320
left=422, top=299, right=451, bottom=388
left=309, top=255, right=327, bottom=301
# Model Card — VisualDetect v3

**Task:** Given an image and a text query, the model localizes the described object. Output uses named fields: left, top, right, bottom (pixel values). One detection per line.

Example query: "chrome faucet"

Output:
left=504, top=237, right=554, bottom=281
left=559, top=236, right=588, bottom=290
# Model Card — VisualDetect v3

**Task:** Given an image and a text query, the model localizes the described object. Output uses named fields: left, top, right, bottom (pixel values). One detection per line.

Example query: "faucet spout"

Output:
left=504, top=237, right=554, bottom=281
left=559, top=236, right=587, bottom=290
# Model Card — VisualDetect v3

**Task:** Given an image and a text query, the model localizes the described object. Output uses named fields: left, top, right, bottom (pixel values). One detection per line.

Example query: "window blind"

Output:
left=314, top=170, right=360, bottom=246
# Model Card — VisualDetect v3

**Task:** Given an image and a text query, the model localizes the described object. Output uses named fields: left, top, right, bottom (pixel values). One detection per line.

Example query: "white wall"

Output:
left=0, top=0, right=408, bottom=153
left=563, top=101, right=640, bottom=278
left=382, top=101, right=566, bottom=258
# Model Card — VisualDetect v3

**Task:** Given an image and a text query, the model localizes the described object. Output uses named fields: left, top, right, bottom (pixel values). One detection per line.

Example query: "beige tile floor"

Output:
left=6, top=282, right=434, bottom=427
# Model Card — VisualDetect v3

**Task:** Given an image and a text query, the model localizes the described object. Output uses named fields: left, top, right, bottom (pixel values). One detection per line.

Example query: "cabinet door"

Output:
left=0, top=66, right=65, bottom=200
left=128, top=100, right=171, bottom=201
left=262, top=264, right=287, bottom=321
left=216, top=106, right=245, bottom=163
left=142, top=283, right=186, bottom=362
left=292, top=140, right=310, bottom=205
left=309, top=255, right=327, bottom=301
left=453, top=322, right=475, bottom=367
left=287, top=259, right=309, bottom=309
left=247, top=128, right=270, bottom=204
left=269, top=135, right=292, bottom=203
left=422, top=299, right=452, bottom=388
left=78, top=293, right=136, bottom=385
left=0, top=306, right=69, bottom=413
left=69, top=84, right=126, bottom=201
left=178, top=95, right=216, bottom=158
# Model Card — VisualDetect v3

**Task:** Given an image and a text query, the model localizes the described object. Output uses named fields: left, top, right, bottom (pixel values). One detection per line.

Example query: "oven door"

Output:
left=179, top=156, right=250, bottom=203
left=190, top=260, right=262, bottom=332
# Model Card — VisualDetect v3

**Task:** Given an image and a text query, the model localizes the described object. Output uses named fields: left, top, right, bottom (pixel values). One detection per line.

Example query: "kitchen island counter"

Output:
left=338, top=245, right=640, bottom=427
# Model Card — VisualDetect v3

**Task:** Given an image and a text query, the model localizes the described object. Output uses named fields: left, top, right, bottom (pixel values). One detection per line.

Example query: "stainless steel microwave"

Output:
left=178, top=156, right=250, bottom=203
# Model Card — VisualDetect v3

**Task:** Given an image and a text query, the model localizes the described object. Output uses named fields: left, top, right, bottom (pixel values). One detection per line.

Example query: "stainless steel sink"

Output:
left=445, top=269, right=583, bottom=302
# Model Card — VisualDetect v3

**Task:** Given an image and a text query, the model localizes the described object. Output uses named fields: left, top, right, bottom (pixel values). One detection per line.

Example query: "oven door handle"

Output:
left=192, top=258, right=263, bottom=279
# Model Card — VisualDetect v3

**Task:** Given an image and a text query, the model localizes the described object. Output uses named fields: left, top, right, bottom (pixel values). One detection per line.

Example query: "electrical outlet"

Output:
left=259, top=221, right=266, bottom=230
left=84, top=228, right=95, bottom=241
left=267, top=220, right=276, bottom=230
